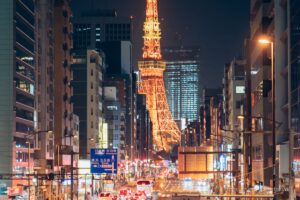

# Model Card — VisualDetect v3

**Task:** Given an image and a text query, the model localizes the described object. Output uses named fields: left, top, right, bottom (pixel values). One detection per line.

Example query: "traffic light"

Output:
left=61, top=168, right=65, bottom=182
left=48, top=173, right=55, bottom=180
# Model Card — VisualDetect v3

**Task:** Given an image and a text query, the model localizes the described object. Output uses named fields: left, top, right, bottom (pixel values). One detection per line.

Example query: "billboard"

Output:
left=178, top=146, right=214, bottom=179
left=90, top=148, right=118, bottom=174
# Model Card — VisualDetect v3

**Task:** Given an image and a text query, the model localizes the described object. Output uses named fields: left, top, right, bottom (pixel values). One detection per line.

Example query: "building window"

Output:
left=107, top=106, right=118, bottom=110
left=236, top=100, right=243, bottom=109
left=91, top=121, right=93, bottom=128
left=91, top=95, right=93, bottom=102
left=72, top=58, right=86, bottom=64
left=235, top=86, right=245, bottom=94
left=91, top=69, right=93, bottom=76
left=91, top=82, right=94, bottom=89
left=253, top=146, right=262, bottom=160
left=113, top=134, right=119, bottom=140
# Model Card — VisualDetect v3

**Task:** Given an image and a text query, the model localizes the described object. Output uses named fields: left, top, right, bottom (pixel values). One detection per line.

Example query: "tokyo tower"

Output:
left=138, top=0, right=180, bottom=152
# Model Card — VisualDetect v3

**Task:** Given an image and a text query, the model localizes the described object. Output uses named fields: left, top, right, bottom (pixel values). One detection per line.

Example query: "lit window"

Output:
left=107, top=106, right=118, bottom=110
left=236, top=86, right=245, bottom=94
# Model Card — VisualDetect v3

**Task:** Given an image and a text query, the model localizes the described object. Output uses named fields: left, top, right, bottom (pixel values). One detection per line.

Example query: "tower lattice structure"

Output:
left=138, top=0, right=180, bottom=152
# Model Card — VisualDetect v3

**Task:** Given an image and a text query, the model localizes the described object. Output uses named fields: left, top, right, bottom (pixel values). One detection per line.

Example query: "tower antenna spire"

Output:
left=142, top=0, right=162, bottom=60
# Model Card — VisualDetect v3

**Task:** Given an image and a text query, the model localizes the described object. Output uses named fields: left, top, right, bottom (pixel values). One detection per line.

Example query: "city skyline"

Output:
left=0, top=0, right=299, bottom=199
left=73, top=0, right=250, bottom=87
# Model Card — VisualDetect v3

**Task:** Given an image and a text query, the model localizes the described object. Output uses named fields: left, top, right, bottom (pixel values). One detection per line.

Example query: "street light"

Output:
left=258, top=38, right=272, bottom=44
left=258, top=36, right=276, bottom=199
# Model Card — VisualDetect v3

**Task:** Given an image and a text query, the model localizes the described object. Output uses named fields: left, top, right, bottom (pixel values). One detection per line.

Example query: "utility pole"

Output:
left=27, top=140, right=31, bottom=200
left=71, top=151, right=74, bottom=200
left=57, top=145, right=60, bottom=199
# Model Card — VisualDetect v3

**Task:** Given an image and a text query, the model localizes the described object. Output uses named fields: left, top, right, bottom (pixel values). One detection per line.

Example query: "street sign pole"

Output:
left=112, top=155, right=115, bottom=177
left=90, top=149, right=118, bottom=174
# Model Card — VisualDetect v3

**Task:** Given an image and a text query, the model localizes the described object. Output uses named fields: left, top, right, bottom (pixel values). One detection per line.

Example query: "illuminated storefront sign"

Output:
left=102, top=123, right=108, bottom=148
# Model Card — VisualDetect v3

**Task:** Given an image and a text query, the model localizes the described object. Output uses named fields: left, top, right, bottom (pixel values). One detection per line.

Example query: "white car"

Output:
left=136, top=180, right=153, bottom=198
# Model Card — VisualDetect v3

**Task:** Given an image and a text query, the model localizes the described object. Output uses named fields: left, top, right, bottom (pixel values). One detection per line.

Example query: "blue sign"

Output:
left=90, top=148, right=118, bottom=174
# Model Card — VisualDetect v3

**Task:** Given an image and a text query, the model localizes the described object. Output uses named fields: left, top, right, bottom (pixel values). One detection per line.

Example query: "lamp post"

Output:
left=226, top=109, right=283, bottom=195
left=258, top=37, right=276, bottom=198
left=25, top=140, right=31, bottom=200
left=59, top=135, right=81, bottom=200
left=211, top=131, right=242, bottom=194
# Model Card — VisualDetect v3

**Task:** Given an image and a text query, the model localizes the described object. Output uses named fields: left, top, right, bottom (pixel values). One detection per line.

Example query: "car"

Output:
left=135, top=191, right=147, bottom=200
left=119, top=188, right=132, bottom=200
left=99, top=192, right=112, bottom=200
left=136, top=180, right=152, bottom=198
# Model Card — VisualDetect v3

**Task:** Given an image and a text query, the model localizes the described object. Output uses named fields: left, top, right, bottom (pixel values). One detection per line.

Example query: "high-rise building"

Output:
left=249, top=0, right=290, bottom=191
left=0, top=0, right=36, bottom=195
left=0, top=0, right=79, bottom=197
left=101, top=40, right=135, bottom=159
left=200, top=88, right=223, bottom=142
left=272, top=1, right=290, bottom=196
left=247, top=0, right=291, bottom=195
left=290, top=1, right=300, bottom=133
left=287, top=0, right=300, bottom=197
left=103, top=86, right=126, bottom=159
left=223, top=58, right=245, bottom=133
left=163, top=47, right=201, bottom=122
left=236, top=0, right=300, bottom=197
left=103, top=77, right=130, bottom=160
left=72, top=9, right=135, bottom=159
left=72, top=50, right=105, bottom=159
left=53, top=0, right=74, bottom=154
left=222, top=59, right=246, bottom=192
left=73, top=10, right=132, bottom=51
left=100, top=41, right=132, bottom=75
left=53, top=0, right=77, bottom=198
left=136, top=94, right=151, bottom=160
left=34, top=0, right=56, bottom=198
left=249, top=0, right=274, bottom=187
left=199, top=88, right=225, bottom=185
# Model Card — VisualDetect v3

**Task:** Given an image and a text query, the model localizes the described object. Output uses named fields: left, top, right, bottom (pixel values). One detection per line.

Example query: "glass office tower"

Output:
left=0, top=0, right=36, bottom=189
left=163, top=47, right=201, bottom=122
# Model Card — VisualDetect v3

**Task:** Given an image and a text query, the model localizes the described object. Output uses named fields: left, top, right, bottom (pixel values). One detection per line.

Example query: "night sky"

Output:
left=73, top=0, right=250, bottom=87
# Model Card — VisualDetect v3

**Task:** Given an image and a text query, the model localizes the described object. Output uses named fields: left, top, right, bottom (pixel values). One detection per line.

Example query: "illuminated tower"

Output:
left=138, top=0, right=180, bottom=152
